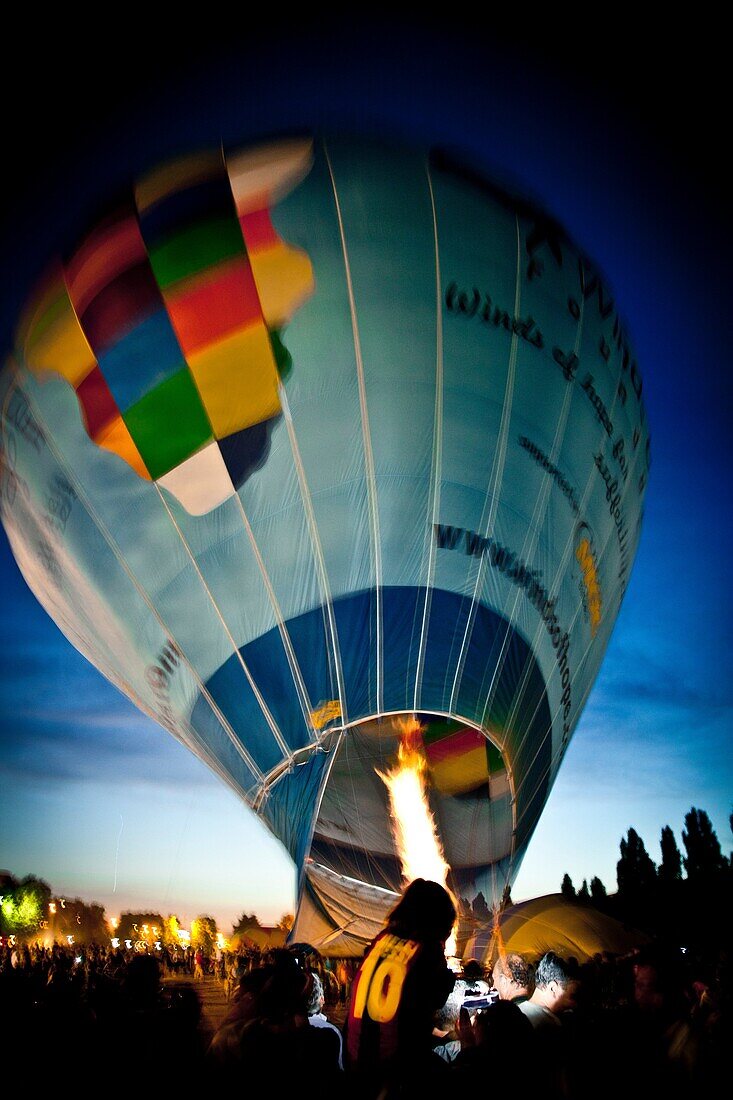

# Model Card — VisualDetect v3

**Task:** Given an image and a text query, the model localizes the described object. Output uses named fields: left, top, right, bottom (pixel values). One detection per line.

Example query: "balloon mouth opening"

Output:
left=305, top=711, right=511, bottom=891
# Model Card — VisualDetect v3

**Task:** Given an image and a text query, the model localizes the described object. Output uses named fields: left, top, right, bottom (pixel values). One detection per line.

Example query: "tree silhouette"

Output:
left=117, top=911, right=165, bottom=944
left=658, top=825, right=683, bottom=883
left=192, top=915, right=218, bottom=955
left=682, top=807, right=726, bottom=878
left=617, top=828, right=657, bottom=897
left=577, top=879, right=590, bottom=903
left=561, top=873, right=576, bottom=899
left=231, top=911, right=262, bottom=937
left=472, top=891, right=491, bottom=922
left=55, top=897, right=108, bottom=944
left=590, top=876, right=607, bottom=904
left=0, top=875, right=51, bottom=935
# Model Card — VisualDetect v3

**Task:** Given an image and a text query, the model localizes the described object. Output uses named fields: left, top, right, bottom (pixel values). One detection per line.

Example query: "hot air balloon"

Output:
left=0, top=136, right=649, bottom=955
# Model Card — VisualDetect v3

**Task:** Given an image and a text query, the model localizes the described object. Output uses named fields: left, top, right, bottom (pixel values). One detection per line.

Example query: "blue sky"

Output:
left=1, top=21, right=731, bottom=931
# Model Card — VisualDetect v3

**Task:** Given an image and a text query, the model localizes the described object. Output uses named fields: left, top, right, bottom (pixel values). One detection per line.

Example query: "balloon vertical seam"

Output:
left=489, top=280, right=586, bottom=885
left=512, top=426, right=649, bottom=843
left=412, top=162, right=445, bottom=715
left=228, top=488, right=318, bottom=742
left=324, top=143, right=384, bottom=716
left=447, top=215, right=523, bottom=719
left=505, top=299, right=648, bottom=824
left=10, top=377, right=264, bottom=790
left=278, top=384, right=349, bottom=727
left=153, top=482, right=292, bottom=761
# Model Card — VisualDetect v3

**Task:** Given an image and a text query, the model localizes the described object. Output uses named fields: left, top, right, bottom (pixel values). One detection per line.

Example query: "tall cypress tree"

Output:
left=617, top=827, right=657, bottom=896
left=658, top=825, right=683, bottom=883
left=682, top=807, right=726, bottom=878
left=590, top=876, right=607, bottom=904
left=472, top=891, right=491, bottom=921
left=561, top=873, right=576, bottom=899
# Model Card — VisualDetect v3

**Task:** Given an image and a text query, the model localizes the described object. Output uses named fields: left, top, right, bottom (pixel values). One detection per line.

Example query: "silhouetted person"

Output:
left=461, top=958, right=490, bottom=995
left=605, top=946, right=696, bottom=1100
left=453, top=997, right=535, bottom=1088
left=107, top=954, right=206, bottom=1087
left=208, top=949, right=342, bottom=1097
left=344, top=878, right=456, bottom=1098
left=432, top=979, right=468, bottom=1062
left=306, top=970, right=344, bottom=1068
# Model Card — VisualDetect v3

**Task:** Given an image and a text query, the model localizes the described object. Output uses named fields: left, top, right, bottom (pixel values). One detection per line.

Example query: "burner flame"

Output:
left=378, top=716, right=457, bottom=959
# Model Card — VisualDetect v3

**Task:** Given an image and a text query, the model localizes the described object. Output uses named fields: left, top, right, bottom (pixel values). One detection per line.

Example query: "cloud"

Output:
left=0, top=618, right=204, bottom=786
left=0, top=701, right=216, bottom=789
left=583, top=641, right=733, bottom=731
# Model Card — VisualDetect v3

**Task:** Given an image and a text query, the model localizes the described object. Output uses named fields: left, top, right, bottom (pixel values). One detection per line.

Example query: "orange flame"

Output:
left=378, top=716, right=457, bottom=959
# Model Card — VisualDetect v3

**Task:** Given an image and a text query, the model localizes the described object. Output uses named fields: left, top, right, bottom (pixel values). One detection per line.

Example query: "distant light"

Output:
left=67, top=935, right=74, bottom=945
left=111, top=938, right=120, bottom=949
left=109, top=916, right=119, bottom=930
left=125, top=939, right=132, bottom=949
left=155, top=941, right=162, bottom=950
left=75, top=956, right=82, bottom=964
left=60, top=899, right=66, bottom=909
left=9, top=935, right=16, bottom=946
left=49, top=903, right=57, bottom=915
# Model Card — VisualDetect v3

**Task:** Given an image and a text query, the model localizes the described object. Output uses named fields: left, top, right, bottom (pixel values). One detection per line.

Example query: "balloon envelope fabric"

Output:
left=460, top=893, right=650, bottom=966
left=0, top=136, right=649, bottom=950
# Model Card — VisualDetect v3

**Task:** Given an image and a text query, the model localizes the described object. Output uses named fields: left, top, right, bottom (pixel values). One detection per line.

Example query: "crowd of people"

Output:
left=1, top=878, right=730, bottom=1096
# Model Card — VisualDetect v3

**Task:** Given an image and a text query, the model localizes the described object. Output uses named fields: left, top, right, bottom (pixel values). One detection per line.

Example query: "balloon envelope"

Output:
left=460, top=893, right=650, bottom=966
left=0, top=136, right=649, bottom=950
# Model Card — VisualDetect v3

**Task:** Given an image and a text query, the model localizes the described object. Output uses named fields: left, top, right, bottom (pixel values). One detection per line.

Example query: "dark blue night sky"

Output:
left=1, top=19, right=730, bottom=928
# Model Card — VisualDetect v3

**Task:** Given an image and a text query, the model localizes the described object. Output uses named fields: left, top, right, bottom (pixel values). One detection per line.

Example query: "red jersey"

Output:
left=346, top=929, right=454, bottom=1069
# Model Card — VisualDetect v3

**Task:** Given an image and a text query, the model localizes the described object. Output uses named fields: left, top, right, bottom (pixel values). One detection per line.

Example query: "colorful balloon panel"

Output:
left=0, top=136, right=649, bottom=953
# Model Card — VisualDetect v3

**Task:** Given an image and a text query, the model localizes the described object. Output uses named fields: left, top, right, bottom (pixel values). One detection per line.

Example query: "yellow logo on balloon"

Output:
left=310, top=699, right=342, bottom=730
